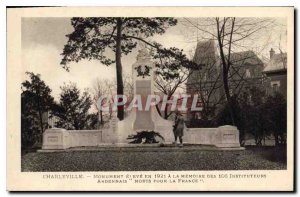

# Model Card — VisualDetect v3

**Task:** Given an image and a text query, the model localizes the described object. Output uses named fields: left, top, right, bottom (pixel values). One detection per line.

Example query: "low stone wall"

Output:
left=68, top=130, right=101, bottom=147
left=185, top=125, right=241, bottom=148
left=42, top=129, right=102, bottom=149
left=185, top=128, right=218, bottom=145
left=42, top=125, right=241, bottom=150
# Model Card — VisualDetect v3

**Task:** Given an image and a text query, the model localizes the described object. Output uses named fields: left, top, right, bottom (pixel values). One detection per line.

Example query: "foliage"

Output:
left=264, top=93, right=287, bottom=146
left=21, top=72, right=54, bottom=149
left=127, top=131, right=165, bottom=144
left=61, top=17, right=177, bottom=66
left=216, top=94, right=245, bottom=145
left=85, top=113, right=99, bottom=130
left=153, top=47, right=199, bottom=77
left=216, top=87, right=287, bottom=146
left=238, top=88, right=269, bottom=146
left=53, top=83, right=93, bottom=130
left=61, top=17, right=178, bottom=120
left=187, top=118, right=216, bottom=128
left=21, top=93, right=41, bottom=149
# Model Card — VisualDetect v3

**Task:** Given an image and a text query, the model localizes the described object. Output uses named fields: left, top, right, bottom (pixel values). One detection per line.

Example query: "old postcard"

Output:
left=7, top=7, right=294, bottom=191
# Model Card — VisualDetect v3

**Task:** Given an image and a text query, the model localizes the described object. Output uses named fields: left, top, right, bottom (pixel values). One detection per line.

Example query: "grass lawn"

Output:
left=21, top=146, right=286, bottom=172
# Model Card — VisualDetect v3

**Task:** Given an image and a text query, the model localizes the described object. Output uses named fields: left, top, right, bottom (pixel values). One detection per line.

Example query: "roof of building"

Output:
left=192, top=40, right=263, bottom=67
left=263, top=52, right=287, bottom=73
left=230, top=51, right=264, bottom=66
left=193, top=40, right=217, bottom=66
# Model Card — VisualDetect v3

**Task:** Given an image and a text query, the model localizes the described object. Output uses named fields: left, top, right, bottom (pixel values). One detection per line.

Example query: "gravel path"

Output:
left=21, top=146, right=286, bottom=171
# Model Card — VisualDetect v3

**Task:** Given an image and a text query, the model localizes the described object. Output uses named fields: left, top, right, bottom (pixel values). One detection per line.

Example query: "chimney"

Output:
left=270, top=48, right=275, bottom=59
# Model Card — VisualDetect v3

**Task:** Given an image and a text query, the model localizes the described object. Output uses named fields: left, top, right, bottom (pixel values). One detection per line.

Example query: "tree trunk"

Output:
left=100, top=110, right=103, bottom=125
left=155, top=105, right=162, bottom=117
left=36, top=96, right=44, bottom=144
left=37, top=108, right=44, bottom=131
left=164, top=103, right=169, bottom=119
left=98, top=110, right=103, bottom=129
left=222, top=68, right=236, bottom=126
left=216, top=17, right=236, bottom=126
left=116, top=18, right=124, bottom=120
left=164, top=95, right=173, bottom=119
left=274, top=132, right=279, bottom=146
left=217, top=40, right=236, bottom=126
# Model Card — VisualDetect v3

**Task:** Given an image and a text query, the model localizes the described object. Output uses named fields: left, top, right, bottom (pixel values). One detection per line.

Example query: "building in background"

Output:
left=186, top=40, right=265, bottom=123
left=263, top=48, right=287, bottom=99
left=186, top=40, right=219, bottom=121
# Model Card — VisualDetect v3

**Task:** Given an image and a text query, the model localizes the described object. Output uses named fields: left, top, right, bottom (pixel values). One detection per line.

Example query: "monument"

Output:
left=112, top=48, right=174, bottom=144
left=41, top=47, right=243, bottom=150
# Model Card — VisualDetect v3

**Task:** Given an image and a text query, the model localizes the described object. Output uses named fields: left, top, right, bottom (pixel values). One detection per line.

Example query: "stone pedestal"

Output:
left=42, top=128, right=70, bottom=150
left=185, top=125, right=243, bottom=149
left=42, top=128, right=102, bottom=150
left=214, top=125, right=241, bottom=148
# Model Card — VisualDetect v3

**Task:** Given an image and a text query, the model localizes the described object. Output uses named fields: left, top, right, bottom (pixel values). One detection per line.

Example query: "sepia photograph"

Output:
left=6, top=6, right=294, bottom=191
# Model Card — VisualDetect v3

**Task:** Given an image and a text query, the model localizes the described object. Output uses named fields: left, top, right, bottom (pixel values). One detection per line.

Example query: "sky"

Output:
left=21, top=17, right=287, bottom=100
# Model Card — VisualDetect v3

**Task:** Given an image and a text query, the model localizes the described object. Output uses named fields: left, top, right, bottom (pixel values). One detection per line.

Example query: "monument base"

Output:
left=185, top=125, right=242, bottom=149
left=41, top=125, right=243, bottom=150
left=114, top=108, right=174, bottom=144
left=42, top=128, right=102, bottom=150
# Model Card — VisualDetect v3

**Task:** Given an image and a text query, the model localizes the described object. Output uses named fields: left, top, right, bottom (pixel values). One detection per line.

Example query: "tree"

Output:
left=54, top=83, right=93, bottom=130
left=241, top=89, right=287, bottom=146
left=182, top=17, right=276, bottom=126
left=216, top=94, right=245, bottom=144
left=93, top=78, right=110, bottom=127
left=21, top=72, right=54, bottom=148
left=217, top=87, right=287, bottom=146
left=92, top=74, right=133, bottom=127
left=123, top=74, right=134, bottom=102
left=264, top=93, right=287, bottom=146
left=61, top=17, right=178, bottom=120
left=189, top=50, right=265, bottom=123
left=92, top=78, right=119, bottom=128
left=187, top=41, right=224, bottom=121
left=152, top=47, right=197, bottom=119
left=85, top=113, right=99, bottom=130
left=238, top=87, right=269, bottom=146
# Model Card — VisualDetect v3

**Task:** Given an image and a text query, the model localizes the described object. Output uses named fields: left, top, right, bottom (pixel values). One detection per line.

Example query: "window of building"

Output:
left=194, top=112, right=201, bottom=120
left=229, top=88, right=233, bottom=96
left=202, top=90, right=209, bottom=100
left=196, top=96, right=202, bottom=108
left=203, top=73, right=207, bottom=81
left=271, top=81, right=280, bottom=92
left=245, top=69, right=251, bottom=78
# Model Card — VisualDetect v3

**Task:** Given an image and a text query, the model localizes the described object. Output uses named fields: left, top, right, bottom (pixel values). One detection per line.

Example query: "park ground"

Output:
left=21, top=145, right=286, bottom=171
